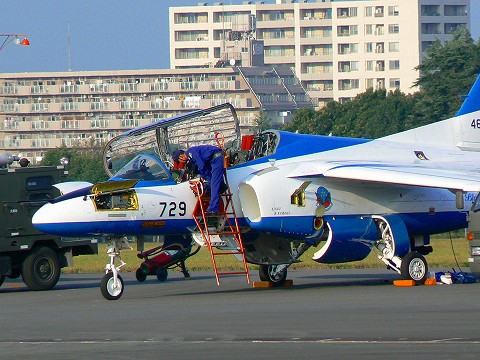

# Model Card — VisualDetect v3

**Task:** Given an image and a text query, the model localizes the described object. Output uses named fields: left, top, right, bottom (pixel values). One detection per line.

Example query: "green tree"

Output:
left=41, top=146, right=108, bottom=184
left=253, top=110, right=273, bottom=133
left=413, top=27, right=480, bottom=124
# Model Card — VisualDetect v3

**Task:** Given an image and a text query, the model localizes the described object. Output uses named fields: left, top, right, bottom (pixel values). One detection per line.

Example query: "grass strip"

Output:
left=64, top=236, right=471, bottom=274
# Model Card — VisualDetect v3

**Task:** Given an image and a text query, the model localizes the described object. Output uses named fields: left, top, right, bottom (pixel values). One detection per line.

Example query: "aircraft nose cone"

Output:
left=32, top=203, right=55, bottom=232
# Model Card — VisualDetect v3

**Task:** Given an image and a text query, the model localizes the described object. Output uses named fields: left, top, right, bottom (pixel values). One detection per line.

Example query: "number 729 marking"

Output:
left=159, top=201, right=187, bottom=217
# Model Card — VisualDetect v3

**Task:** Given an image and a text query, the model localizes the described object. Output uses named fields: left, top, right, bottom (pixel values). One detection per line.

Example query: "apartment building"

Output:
left=169, top=0, right=470, bottom=107
left=0, top=66, right=310, bottom=162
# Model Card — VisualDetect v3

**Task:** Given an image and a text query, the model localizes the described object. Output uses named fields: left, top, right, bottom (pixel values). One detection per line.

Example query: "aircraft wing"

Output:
left=288, top=161, right=480, bottom=192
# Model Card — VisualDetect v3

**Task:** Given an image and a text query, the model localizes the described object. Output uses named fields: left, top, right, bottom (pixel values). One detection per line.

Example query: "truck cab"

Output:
left=0, top=156, right=97, bottom=290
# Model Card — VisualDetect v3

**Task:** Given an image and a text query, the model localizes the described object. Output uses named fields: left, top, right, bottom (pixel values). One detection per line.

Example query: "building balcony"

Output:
left=256, top=19, right=295, bottom=29
left=298, top=72, right=333, bottom=81
left=262, top=37, right=295, bottom=46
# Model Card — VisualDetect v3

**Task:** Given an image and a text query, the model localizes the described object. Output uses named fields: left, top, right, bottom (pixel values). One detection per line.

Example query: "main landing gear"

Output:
left=258, top=241, right=314, bottom=287
left=374, top=217, right=429, bottom=284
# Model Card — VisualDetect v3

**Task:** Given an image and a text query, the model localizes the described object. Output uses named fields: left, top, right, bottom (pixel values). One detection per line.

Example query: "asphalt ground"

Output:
left=1, top=268, right=480, bottom=359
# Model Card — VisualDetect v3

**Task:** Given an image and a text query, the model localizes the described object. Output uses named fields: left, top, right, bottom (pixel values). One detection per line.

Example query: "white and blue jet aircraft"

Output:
left=33, top=76, right=480, bottom=299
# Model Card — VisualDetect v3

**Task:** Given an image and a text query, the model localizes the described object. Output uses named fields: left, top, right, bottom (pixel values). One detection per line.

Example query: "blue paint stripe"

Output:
left=234, top=131, right=371, bottom=168
left=36, top=210, right=467, bottom=239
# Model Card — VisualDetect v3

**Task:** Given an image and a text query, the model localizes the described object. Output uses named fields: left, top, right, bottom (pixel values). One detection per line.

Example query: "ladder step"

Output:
left=216, top=271, right=249, bottom=276
left=189, top=179, right=250, bottom=285
left=212, top=251, right=243, bottom=255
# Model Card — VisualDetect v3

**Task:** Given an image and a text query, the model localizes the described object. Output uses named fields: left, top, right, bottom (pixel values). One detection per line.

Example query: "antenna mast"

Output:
left=67, top=21, right=71, bottom=71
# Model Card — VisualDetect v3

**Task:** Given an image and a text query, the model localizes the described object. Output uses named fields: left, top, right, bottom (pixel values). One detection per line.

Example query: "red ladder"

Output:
left=190, top=179, right=250, bottom=286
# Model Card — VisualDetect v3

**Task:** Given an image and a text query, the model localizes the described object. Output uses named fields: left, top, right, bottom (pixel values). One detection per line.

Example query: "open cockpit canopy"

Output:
left=103, top=104, right=241, bottom=178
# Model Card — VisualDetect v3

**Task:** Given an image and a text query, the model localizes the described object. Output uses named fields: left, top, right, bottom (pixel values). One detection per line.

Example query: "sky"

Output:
left=1, top=0, right=479, bottom=73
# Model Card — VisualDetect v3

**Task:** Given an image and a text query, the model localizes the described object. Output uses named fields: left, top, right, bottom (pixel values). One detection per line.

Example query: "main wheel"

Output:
left=21, top=247, right=61, bottom=291
left=156, top=267, right=168, bottom=282
left=100, top=272, right=124, bottom=300
left=400, top=251, right=428, bottom=284
left=259, top=265, right=287, bottom=287
left=135, top=268, right=147, bottom=282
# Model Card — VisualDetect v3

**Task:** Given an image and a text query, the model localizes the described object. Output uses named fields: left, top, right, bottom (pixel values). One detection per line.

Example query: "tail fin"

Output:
left=456, top=75, right=480, bottom=116
left=381, top=75, right=480, bottom=151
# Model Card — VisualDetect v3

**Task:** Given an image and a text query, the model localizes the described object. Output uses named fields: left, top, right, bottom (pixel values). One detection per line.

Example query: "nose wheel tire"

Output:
left=400, top=251, right=428, bottom=284
left=259, top=265, right=287, bottom=287
left=100, top=272, right=124, bottom=300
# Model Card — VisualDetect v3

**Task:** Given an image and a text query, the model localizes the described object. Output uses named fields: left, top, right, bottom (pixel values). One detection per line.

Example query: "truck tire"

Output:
left=21, top=247, right=61, bottom=291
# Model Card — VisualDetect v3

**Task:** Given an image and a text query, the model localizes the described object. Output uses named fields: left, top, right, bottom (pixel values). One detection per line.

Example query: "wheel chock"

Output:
left=393, top=279, right=416, bottom=287
left=253, top=281, right=273, bottom=288
left=424, top=278, right=437, bottom=286
left=253, top=280, right=294, bottom=288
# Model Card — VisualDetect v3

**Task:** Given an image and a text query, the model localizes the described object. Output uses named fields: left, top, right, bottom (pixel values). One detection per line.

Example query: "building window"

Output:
left=375, top=24, right=384, bottom=35
left=421, top=5, right=440, bottom=17
left=388, top=24, right=399, bottom=34
left=421, top=23, right=441, bottom=35
left=374, top=6, right=384, bottom=17
left=175, top=48, right=209, bottom=59
left=365, top=7, right=373, bottom=17
left=91, top=119, right=110, bottom=128
left=337, top=7, right=357, bottom=18
left=367, top=61, right=385, bottom=71
left=389, top=60, right=400, bottom=70
left=61, top=120, right=79, bottom=129
left=338, top=79, right=359, bottom=90
left=388, top=6, right=399, bottom=16
left=389, top=42, right=400, bottom=52
left=337, top=25, right=358, bottom=37
left=338, top=61, right=358, bottom=72
left=375, top=42, right=384, bottom=53
left=389, top=78, right=401, bottom=88
left=444, top=5, right=467, bottom=17
left=338, top=43, right=358, bottom=55
left=445, top=23, right=465, bottom=34
left=302, top=62, right=333, bottom=74
left=365, top=25, right=373, bottom=35
left=376, top=78, right=385, bottom=90
left=422, top=41, right=433, bottom=52
left=121, top=118, right=140, bottom=128
left=174, top=12, right=207, bottom=24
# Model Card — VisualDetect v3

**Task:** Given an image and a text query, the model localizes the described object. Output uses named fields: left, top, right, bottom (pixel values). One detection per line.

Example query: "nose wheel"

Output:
left=100, top=237, right=130, bottom=300
left=100, top=271, right=124, bottom=300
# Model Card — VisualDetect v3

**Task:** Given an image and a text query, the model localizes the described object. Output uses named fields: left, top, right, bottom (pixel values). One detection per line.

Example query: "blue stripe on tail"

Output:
left=456, top=75, right=480, bottom=116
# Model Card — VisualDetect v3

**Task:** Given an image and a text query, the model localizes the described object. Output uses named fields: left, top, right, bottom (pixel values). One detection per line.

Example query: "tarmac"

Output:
left=1, top=268, right=480, bottom=359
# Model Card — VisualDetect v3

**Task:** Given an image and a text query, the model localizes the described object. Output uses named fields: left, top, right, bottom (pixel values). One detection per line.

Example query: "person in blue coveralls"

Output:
left=172, top=145, right=225, bottom=214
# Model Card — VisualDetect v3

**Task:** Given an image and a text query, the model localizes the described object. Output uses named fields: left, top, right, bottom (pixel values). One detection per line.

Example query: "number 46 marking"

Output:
left=471, top=119, right=480, bottom=128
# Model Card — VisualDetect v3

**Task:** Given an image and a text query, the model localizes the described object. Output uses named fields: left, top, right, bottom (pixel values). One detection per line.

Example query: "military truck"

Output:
left=0, top=154, right=97, bottom=291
